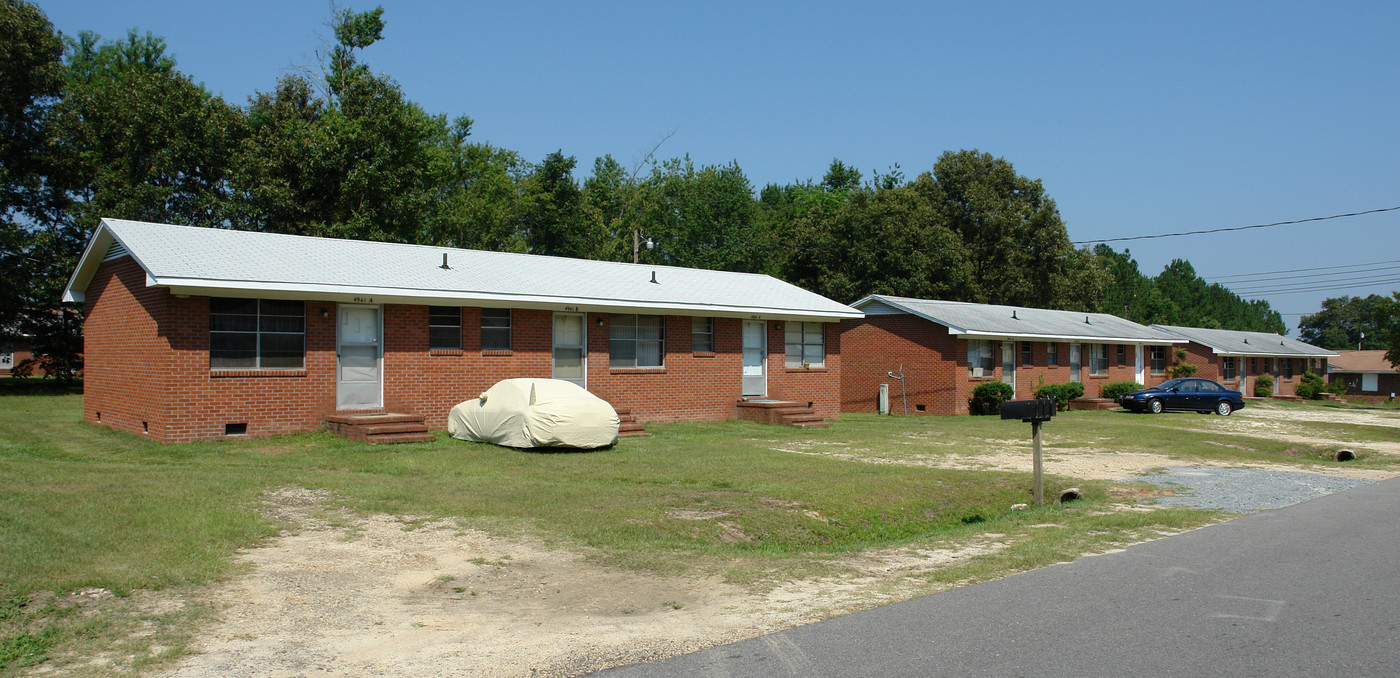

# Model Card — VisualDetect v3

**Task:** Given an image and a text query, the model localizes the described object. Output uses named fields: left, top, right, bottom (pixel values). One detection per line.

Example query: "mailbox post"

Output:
left=1000, top=398, right=1057, bottom=505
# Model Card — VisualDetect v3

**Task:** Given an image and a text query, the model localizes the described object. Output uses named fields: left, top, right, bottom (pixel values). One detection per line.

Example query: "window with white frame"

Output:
left=1149, top=346, right=1167, bottom=375
left=1020, top=341, right=1033, bottom=366
left=785, top=321, right=825, bottom=368
left=610, top=314, right=664, bottom=368
left=210, top=298, right=305, bottom=369
left=692, top=317, right=713, bottom=353
left=481, top=308, right=511, bottom=351
left=1222, top=356, right=1237, bottom=380
left=428, top=306, right=461, bottom=350
left=968, top=339, right=995, bottom=377
left=1089, top=343, right=1109, bottom=376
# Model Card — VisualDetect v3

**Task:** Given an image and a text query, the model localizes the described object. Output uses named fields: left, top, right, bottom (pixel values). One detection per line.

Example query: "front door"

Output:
left=1001, top=341, right=1016, bottom=395
left=1134, top=345, right=1145, bottom=385
left=553, top=312, right=586, bottom=387
left=337, top=305, right=382, bottom=410
left=742, top=320, right=766, bottom=397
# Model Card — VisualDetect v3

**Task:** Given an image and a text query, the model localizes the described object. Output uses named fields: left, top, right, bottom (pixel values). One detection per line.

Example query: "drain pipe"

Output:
left=887, top=364, right=908, bottom=416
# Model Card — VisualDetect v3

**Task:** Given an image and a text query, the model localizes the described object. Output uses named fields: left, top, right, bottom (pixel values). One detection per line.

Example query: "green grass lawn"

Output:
left=2, top=380, right=1394, bottom=674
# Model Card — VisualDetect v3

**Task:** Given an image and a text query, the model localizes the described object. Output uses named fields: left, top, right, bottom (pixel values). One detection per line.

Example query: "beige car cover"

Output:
left=447, top=378, right=620, bottom=449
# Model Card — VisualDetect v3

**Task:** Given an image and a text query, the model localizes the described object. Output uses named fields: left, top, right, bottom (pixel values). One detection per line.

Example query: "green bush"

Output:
left=1034, top=382, right=1085, bottom=410
left=1295, top=371, right=1327, bottom=400
left=1100, top=381, right=1144, bottom=400
left=969, top=381, right=1015, bottom=415
left=1254, top=373, right=1274, bottom=398
left=1325, top=378, right=1348, bottom=396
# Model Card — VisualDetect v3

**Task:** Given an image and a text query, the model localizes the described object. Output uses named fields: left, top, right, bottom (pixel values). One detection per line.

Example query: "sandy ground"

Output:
left=153, top=403, right=1398, bottom=678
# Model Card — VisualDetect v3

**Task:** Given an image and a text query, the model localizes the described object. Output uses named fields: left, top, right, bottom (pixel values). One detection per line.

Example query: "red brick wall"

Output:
left=82, top=257, right=173, bottom=439
left=841, top=316, right=1170, bottom=414
left=82, top=266, right=844, bottom=441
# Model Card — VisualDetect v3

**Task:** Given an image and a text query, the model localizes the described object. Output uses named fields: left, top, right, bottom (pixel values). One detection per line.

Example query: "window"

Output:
left=1149, top=346, right=1167, bottom=375
left=1199, top=380, right=1222, bottom=393
left=210, top=298, right=304, bottom=369
left=692, top=317, right=713, bottom=353
left=785, top=321, right=825, bottom=368
left=1250, top=357, right=1257, bottom=374
left=968, top=339, right=995, bottom=377
left=1117, top=344, right=1127, bottom=367
left=1020, top=342, right=1033, bottom=366
left=610, top=314, right=663, bottom=368
left=1222, top=356, right=1237, bottom=380
left=1047, top=342, right=1059, bottom=367
left=1089, top=343, right=1108, bottom=376
left=481, top=308, right=511, bottom=351
left=428, top=307, right=461, bottom=350
left=1283, top=358, right=1294, bottom=379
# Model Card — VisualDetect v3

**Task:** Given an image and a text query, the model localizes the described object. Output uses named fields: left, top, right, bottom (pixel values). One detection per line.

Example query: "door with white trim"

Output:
left=1069, top=343, right=1082, bottom=382
left=1001, top=341, right=1016, bottom=395
left=1134, top=346, right=1145, bottom=385
left=337, top=305, right=382, bottom=410
left=742, top=320, right=767, bottom=397
left=553, top=313, right=586, bottom=387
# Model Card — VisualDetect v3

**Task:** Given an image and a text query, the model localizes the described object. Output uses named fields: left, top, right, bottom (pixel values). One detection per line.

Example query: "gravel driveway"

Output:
left=1134, top=465, right=1376, bottom=513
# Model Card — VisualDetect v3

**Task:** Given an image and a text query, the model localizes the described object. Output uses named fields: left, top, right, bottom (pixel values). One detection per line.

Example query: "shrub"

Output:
left=1034, top=382, right=1085, bottom=410
left=1167, top=348, right=1197, bottom=378
left=1325, top=378, right=1348, bottom=396
left=1100, top=381, right=1144, bottom=401
left=1254, top=373, right=1274, bottom=398
left=969, top=381, right=1014, bottom=415
left=1295, top=371, right=1328, bottom=400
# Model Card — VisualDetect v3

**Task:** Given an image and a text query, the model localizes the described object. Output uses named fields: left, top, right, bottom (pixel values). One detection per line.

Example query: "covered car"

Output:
left=1117, top=377, right=1246, bottom=416
left=448, top=378, right=620, bottom=449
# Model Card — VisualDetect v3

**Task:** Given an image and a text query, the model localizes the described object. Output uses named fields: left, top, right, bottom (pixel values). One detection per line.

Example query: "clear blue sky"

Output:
left=37, top=0, right=1400, bottom=334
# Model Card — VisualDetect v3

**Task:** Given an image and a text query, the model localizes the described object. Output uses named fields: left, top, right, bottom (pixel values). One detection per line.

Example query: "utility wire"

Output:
left=1206, top=259, right=1400, bottom=283
left=1072, top=205, right=1400, bottom=245
left=1229, top=271, right=1400, bottom=293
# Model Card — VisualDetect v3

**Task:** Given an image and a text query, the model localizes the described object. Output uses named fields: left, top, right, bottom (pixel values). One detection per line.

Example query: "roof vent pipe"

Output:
left=1012, top=310, right=1018, bottom=320
left=440, top=253, right=451, bottom=270
left=1085, top=316, right=1091, bottom=324
left=650, top=271, right=659, bottom=284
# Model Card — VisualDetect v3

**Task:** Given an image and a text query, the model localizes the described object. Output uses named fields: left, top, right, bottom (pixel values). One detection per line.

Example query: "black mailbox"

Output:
left=1000, top=398, right=1056, bottom=422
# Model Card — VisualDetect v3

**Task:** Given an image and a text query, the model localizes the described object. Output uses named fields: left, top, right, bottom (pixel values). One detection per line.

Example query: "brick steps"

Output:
left=326, top=412, right=436, bottom=444
left=614, top=407, right=649, bottom=438
left=735, top=400, right=831, bottom=428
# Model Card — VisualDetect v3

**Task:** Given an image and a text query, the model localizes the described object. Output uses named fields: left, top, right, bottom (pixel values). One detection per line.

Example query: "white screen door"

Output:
left=742, top=320, right=766, bottom=397
left=553, top=313, right=586, bottom=387
left=1001, top=341, right=1016, bottom=393
left=1070, top=343, right=1082, bottom=382
left=338, top=305, right=382, bottom=410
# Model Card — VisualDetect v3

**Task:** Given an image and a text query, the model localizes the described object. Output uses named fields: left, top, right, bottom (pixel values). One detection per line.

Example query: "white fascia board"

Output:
left=1209, top=348, right=1340, bottom=358
left=951, top=329, right=1187, bottom=344
left=157, top=278, right=863, bottom=321
left=61, top=225, right=115, bottom=303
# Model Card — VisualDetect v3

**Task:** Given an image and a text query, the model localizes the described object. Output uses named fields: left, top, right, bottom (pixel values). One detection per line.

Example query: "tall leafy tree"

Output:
left=1153, top=259, right=1285, bottom=333
left=635, top=157, right=766, bottom=272
left=230, top=5, right=449, bottom=242
left=918, top=150, right=1090, bottom=309
left=1376, top=292, right=1400, bottom=367
left=1094, top=245, right=1176, bottom=323
left=0, top=0, right=64, bottom=339
left=1297, top=294, right=1391, bottom=350
left=522, top=150, right=603, bottom=258
left=422, top=119, right=532, bottom=252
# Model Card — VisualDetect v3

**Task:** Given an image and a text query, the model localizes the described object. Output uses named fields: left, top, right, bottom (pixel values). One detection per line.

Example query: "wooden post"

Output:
left=1032, top=420, right=1044, bottom=505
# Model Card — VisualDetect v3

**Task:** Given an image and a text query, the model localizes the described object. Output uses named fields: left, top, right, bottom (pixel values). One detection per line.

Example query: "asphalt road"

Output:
left=595, top=476, right=1400, bottom=677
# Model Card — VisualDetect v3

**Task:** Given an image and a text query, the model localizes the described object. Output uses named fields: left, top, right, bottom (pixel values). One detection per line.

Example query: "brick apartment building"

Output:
left=1150, top=325, right=1338, bottom=397
left=1326, top=350, right=1399, bottom=402
left=840, top=295, right=1185, bottom=415
left=63, top=219, right=861, bottom=443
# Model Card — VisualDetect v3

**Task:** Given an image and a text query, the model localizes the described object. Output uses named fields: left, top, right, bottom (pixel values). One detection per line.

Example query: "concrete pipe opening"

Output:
left=1058, top=487, right=1082, bottom=503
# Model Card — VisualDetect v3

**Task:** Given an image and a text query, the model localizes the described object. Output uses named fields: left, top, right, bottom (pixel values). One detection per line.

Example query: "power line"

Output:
left=1072, top=205, right=1400, bottom=246
left=1206, top=259, right=1400, bottom=283
left=1231, top=276, right=1400, bottom=296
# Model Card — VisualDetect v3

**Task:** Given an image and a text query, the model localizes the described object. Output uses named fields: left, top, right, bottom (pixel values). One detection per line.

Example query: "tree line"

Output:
left=4, top=1, right=1327, bottom=379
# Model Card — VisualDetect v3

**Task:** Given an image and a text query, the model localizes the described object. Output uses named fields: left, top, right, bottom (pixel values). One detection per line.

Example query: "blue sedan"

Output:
left=1117, top=378, right=1246, bottom=416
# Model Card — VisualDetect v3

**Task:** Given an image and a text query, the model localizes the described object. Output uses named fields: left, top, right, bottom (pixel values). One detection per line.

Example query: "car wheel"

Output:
left=1215, top=401, right=1233, bottom=416
left=1148, top=399, right=1164, bottom=414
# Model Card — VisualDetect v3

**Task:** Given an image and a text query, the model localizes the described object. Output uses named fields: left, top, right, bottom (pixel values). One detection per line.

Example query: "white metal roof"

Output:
left=63, top=219, right=862, bottom=320
left=1150, top=325, right=1339, bottom=358
left=851, top=295, right=1185, bottom=343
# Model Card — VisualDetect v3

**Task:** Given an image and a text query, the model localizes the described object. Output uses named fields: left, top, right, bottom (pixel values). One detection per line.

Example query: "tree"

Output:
left=1093, top=245, right=1176, bottom=324
left=523, top=151, right=602, bottom=258
left=1297, top=294, right=1390, bottom=350
left=635, top=157, right=766, bottom=272
left=1376, top=292, right=1400, bottom=368
left=230, top=5, right=449, bottom=243
left=917, top=150, right=1095, bottom=309
left=782, top=181, right=972, bottom=303
left=0, top=0, right=64, bottom=340
left=1153, top=259, right=1285, bottom=333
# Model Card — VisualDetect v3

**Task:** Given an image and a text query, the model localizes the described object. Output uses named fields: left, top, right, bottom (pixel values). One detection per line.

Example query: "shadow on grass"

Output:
left=0, top=377, right=82, bottom=397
